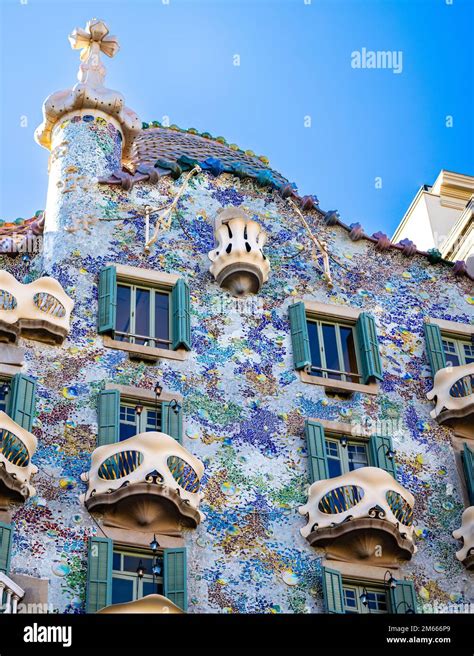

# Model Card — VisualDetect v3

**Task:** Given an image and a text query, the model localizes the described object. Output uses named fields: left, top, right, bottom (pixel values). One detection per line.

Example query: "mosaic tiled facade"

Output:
left=1, top=20, right=473, bottom=615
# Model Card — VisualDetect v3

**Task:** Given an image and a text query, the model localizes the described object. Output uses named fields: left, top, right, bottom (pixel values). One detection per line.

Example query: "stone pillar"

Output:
left=4, top=588, right=12, bottom=613
left=0, top=582, right=5, bottom=612
left=11, top=594, right=19, bottom=614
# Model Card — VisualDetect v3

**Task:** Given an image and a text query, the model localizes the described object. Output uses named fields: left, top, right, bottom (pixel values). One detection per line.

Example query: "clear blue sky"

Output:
left=0, top=0, right=473, bottom=237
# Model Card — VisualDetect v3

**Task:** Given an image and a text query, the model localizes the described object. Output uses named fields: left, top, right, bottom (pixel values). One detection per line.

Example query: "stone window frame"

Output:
left=299, top=302, right=380, bottom=395
left=102, top=264, right=188, bottom=362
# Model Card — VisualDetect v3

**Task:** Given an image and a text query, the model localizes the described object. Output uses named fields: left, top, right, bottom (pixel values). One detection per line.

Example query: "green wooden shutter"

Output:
left=389, top=579, right=417, bottom=614
left=424, top=323, right=447, bottom=376
left=0, top=522, right=13, bottom=574
left=356, top=313, right=383, bottom=383
left=163, top=547, right=187, bottom=611
left=86, top=536, right=113, bottom=613
left=172, top=279, right=191, bottom=351
left=369, top=434, right=397, bottom=478
left=98, top=390, right=120, bottom=446
left=305, top=420, right=329, bottom=482
left=288, top=302, right=311, bottom=371
left=462, top=443, right=474, bottom=505
left=98, top=266, right=117, bottom=334
left=321, top=566, right=344, bottom=614
left=7, top=373, right=37, bottom=432
left=161, top=401, right=183, bottom=443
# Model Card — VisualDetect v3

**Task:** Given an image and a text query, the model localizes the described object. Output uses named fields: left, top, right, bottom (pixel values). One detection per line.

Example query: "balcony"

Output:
left=0, top=270, right=74, bottom=345
left=97, top=593, right=184, bottom=614
left=81, top=431, right=204, bottom=531
left=0, top=411, right=37, bottom=503
left=427, top=363, right=474, bottom=424
left=0, top=572, right=25, bottom=613
left=453, top=507, right=474, bottom=570
left=298, top=467, right=416, bottom=564
left=208, top=208, right=270, bottom=297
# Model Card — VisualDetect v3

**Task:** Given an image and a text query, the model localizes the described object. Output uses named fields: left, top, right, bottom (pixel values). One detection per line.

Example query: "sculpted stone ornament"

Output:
left=0, top=411, right=38, bottom=503
left=80, top=431, right=205, bottom=531
left=298, top=467, right=416, bottom=564
left=426, top=362, right=474, bottom=423
left=453, top=506, right=474, bottom=569
left=208, top=208, right=270, bottom=297
left=35, top=19, right=140, bottom=161
left=0, top=270, right=74, bottom=345
left=98, top=593, right=185, bottom=614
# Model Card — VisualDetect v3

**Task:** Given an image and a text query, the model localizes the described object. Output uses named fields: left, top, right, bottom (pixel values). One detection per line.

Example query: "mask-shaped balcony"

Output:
left=80, top=431, right=204, bottom=532
left=208, top=208, right=270, bottom=297
left=0, top=271, right=74, bottom=345
left=0, top=411, right=37, bottom=504
left=453, top=506, right=474, bottom=570
left=427, top=363, right=474, bottom=424
left=97, top=593, right=184, bottom=614
left=298, top=467, right=416, bottom=564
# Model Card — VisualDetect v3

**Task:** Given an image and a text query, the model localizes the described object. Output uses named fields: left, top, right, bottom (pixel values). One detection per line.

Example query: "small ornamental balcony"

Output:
left=208, top=208, right=270, bottom=297
left=97, top=593, right=184, bottom=614
left=298, top=467, right=416, bottom=564
left=453, top=507, right=474, bottom=570
left=0, top=411, right=37, bottom=503
left=81, top=431, right=204, bottom=531
left=426, top=362, right=474, bottom=424
left=0, top=271, right=74, bottom=345
left=0, top=572, right=25, bottom=614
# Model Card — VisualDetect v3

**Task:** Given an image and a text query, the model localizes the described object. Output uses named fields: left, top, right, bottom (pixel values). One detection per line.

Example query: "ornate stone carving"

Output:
left=0, top=572, right=25, bottom=614
left=298, top=467, right=416, bottom=563
left=426, top=362, right=474, bottom=423
left=453, top=506, right=474, bottom=569
left=0, top=271, right=74, bottom=345
left=35, top=19, right=140, bottom=161
left=80, top=431, right=205, bottom=530
left=0, top=411, right=38, bottom=503
left=208, top=208, right=270, bottom=296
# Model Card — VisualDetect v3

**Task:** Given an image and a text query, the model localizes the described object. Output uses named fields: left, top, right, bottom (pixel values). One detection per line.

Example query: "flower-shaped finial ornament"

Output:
left=69, top=19, right=120, bottom=62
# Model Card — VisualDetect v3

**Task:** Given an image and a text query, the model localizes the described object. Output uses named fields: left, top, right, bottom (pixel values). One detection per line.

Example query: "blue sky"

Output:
left=0, top=0, right=473, bottom=238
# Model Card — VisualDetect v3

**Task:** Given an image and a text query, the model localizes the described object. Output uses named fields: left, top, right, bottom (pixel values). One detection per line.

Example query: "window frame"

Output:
left=115, top=281, right=172, bottom=350
left=307, top=316, right=362, bottom=383
left=325, top=435, right=370, bottom=477
left=442, top=335, right=474, bottom=367
left=342, top=581, right=388, bottom=615
left=119, top=398, right=162, bottom=441
left=112, top=546, right=164, bottom=605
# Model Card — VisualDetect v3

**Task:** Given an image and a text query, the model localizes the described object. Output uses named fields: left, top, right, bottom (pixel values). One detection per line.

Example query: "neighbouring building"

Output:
left=392, top=170, right=474, bottom=272
left=0, top=19, right=473, bottom=616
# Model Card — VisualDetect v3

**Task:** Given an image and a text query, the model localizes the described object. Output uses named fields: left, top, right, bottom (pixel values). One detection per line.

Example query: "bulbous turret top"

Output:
left=35, top=18, right=141, bottom=162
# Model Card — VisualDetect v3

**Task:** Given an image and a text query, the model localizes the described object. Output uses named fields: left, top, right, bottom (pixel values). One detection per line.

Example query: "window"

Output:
left=305, top=420, right=397, bottom=483
left=325, top=437, right=369, bottom=478
left=119, top=402, right=162, bottom=442
left=98, top=388, right=182, bottom=445
left=86, top=537, right=187, bottom=613
left=116, top=283, right=170, bottom=349
left=343, top=583, right=388, bottom=614
left=307, top=319, right=360, bottom=382
left=289, top=302, right=383, bottom=391
left=112, top=547, right=163, bottom=605
left=0, top=379, right=10, bottom=414
left=321, top=566, right=417, bottom=615
left=442, top=337, right=474, bottom=367
left=98, top=266, right=191, bottom=357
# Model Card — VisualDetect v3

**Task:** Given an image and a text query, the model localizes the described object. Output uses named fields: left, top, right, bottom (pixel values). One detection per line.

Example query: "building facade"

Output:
left=0, top=20, right=473, bottom=615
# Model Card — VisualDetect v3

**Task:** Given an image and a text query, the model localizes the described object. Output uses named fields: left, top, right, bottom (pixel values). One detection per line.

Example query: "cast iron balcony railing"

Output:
left=0, top=270, right=74, bottom=345
left=298, top=467, right=416, bottom=563
left=453, top=506, right=474, bottom=570
left=0, top=411, right=37, bottom=502
left=81, top=431, right=204, bottom=529
left=427, top=362, right=474, bottom=424
left=0, top=572, right=25, bottom=614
